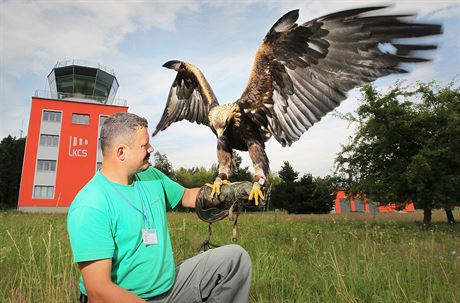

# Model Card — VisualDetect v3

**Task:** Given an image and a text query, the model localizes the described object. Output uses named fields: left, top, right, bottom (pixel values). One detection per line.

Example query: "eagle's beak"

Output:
left=216, top=129, right=224, bottom=138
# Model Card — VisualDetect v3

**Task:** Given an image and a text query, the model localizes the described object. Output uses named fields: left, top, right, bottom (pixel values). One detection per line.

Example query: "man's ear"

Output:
left=116, top=145, right=127, bottom=161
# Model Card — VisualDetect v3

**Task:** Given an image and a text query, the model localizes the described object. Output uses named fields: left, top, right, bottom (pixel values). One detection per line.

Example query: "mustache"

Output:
left=144, top=153, right=150, bottom=161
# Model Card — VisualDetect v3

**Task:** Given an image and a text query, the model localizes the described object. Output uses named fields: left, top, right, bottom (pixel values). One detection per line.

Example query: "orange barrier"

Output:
left=334, top=190, right=415, bottom=213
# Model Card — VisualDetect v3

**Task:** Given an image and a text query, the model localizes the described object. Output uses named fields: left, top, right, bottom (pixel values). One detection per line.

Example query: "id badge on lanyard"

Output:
left=103, top=173, right=159, bottom=245
left=142, top=228, right=158, bottom=245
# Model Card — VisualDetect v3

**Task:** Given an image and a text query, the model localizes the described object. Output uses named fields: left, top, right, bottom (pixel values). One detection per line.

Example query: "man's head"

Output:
left=100, top=112, right=154, bottom=173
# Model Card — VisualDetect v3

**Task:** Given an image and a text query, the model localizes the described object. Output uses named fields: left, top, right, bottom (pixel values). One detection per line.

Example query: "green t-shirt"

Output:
left=67, top=167, right=185, bottom=298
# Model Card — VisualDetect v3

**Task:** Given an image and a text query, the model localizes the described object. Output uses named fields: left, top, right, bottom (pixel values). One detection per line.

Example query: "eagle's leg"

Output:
left=248, top=142, right=269, bottom=206
left=207, top=138, right=234, bottom=198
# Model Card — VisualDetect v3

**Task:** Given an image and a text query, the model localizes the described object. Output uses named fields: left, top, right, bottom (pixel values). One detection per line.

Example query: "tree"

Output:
left=0, top=135, right=26, bottom=209
left=271, top=161, right=298, bottom=210
left=270, top=179, right=296, bottom=211
left=335, top=82, right=460, bottom=227
left=229, top=152, right=252, bottom=182
left=174, top=166, right=216, bottom=188
left=270, top=160, right=336, bottom=214
left=280, top=174, right=336, bottom=214
left=312, top=175, right=338, bottom=214
left=278, top=161, right=298, bottom=183
left=292, top=173, right=316, bottom=214
left=153, top=151, right=175, bottom=179
left=265, top=171, right=283, bottom=210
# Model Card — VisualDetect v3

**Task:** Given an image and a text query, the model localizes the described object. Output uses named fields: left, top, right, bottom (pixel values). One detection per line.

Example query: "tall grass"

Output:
left=0, top=212, right=79, bottom=302
left=1, top=210, right=459, bottom=302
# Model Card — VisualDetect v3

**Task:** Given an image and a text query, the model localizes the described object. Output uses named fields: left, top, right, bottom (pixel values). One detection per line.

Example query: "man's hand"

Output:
left=79, top=259, right=146, bottom=303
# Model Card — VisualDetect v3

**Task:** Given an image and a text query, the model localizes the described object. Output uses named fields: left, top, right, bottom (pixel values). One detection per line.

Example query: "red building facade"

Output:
left=18, top=61, right=128, bottom=212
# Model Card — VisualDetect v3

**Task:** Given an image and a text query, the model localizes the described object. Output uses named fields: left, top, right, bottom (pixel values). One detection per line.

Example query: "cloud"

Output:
left=1, top=0, right=458, bottom=175
left=0, top=1, right=198, bottom=77
left=0, top=73, right=32, bottom=137
left=266, top=0, right=459, bottom=20
left=405, top=61, right=438, bottom=82
left=424, top=3, right=460, bottom=19
left=0, top=0, right=201, bottom=138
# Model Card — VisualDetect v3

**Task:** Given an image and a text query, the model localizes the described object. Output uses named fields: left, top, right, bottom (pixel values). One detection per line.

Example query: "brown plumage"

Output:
left=152, top=6, right=442, bottom=202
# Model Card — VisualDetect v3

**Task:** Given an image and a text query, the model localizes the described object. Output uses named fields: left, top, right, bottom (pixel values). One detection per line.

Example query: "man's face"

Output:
left=126, top=126, right=154, bottom=173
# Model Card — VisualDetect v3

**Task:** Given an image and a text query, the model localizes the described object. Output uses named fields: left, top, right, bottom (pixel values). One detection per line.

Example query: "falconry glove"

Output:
left=195, top=181, right=267, bottom=251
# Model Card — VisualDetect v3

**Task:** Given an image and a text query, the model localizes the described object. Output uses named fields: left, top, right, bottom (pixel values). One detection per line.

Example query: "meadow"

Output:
left=1, top=210, right=459, bottom=303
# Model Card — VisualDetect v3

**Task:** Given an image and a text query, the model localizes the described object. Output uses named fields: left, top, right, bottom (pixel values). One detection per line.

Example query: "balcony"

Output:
left=34, top=90, right=127, bottom=107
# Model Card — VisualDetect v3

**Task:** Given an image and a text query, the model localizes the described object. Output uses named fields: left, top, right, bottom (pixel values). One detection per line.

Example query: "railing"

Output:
left=54, top=59, right=116, bottom=76
left=34, top=90, right=128, bottom=107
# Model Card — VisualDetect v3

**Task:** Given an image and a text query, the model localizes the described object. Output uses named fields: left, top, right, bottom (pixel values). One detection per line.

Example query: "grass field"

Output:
left=1, top=210, right=459, bottom=303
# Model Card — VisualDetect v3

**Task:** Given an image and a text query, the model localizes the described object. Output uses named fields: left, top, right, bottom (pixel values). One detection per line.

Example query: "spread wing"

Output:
left=152, top=60, right=219, bottom=136
left=237, top=6, right=442, bottom=146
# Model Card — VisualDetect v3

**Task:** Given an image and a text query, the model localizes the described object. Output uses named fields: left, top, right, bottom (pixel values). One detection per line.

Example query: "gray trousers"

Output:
left=148, top=244, right=252, bottom=303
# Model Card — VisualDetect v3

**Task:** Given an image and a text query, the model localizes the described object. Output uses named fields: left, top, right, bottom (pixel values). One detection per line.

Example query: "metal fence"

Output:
left=54, top=59, right=116, bottom=76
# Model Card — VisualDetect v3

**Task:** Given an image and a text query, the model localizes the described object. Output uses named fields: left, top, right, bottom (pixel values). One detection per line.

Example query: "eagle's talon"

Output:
left=207, top=178, right=229, bottom=198
left=248, top=183, right=265, bottom=206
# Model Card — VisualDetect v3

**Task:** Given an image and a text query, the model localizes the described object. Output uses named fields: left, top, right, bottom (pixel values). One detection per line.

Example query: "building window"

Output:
left=72, top=113, right=90, bottom=125
left=40, top=134, right=59, bottom=147
left=99, top=115, right=108, bottom=127
left=33, top=186, right=54, bottom=199
left=43, top=110, right=61, bottom=122
left=37, top=159, right=56, bottom=172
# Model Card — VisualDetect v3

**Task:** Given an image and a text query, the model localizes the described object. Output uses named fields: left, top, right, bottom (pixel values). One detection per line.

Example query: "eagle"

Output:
left=152, top=6, right=442, bottom=205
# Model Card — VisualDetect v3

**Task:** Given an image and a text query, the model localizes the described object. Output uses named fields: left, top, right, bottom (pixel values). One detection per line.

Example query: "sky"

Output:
left=1, top=0, right=459, bottom=177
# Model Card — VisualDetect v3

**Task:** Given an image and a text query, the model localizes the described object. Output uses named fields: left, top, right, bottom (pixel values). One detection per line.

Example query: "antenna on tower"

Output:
left=19, top=120, right=24, bottom=138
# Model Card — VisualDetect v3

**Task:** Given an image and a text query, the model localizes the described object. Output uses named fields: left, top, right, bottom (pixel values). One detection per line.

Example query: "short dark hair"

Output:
left=100, top=112, right=148, bottom=155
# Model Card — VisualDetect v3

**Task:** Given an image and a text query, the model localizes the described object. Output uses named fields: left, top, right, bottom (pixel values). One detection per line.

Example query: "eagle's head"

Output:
left=209, top=104, right=241, bottom=138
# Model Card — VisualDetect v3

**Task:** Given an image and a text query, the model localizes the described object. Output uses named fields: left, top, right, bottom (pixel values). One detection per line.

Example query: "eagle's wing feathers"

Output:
left=152, top=60, right=219, bottom=136
left=237, top=6, right=442, bottom=146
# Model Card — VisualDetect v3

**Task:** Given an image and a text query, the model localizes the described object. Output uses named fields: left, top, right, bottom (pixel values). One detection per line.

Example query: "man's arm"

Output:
left=79, top=259, right=146, bottom=303
left=180, top=188, right=200, bottom=208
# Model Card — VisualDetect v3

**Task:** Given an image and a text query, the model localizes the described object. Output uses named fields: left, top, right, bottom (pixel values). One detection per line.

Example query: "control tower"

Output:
left=18, top=60, right=128, bottom=212
left=47, top=59, right=120, bottom=105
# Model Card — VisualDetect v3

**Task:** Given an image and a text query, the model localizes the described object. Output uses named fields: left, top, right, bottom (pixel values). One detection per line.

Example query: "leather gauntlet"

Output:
left=195, top=181, right=265, bottom=223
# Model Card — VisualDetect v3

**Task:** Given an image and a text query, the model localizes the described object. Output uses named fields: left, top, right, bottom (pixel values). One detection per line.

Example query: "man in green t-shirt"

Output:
left=67, top=112, right=252, bottom=303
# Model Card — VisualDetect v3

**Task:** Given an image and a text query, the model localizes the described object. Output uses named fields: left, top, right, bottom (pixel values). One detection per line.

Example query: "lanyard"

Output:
left=102, top=174, right=151, bottom=228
